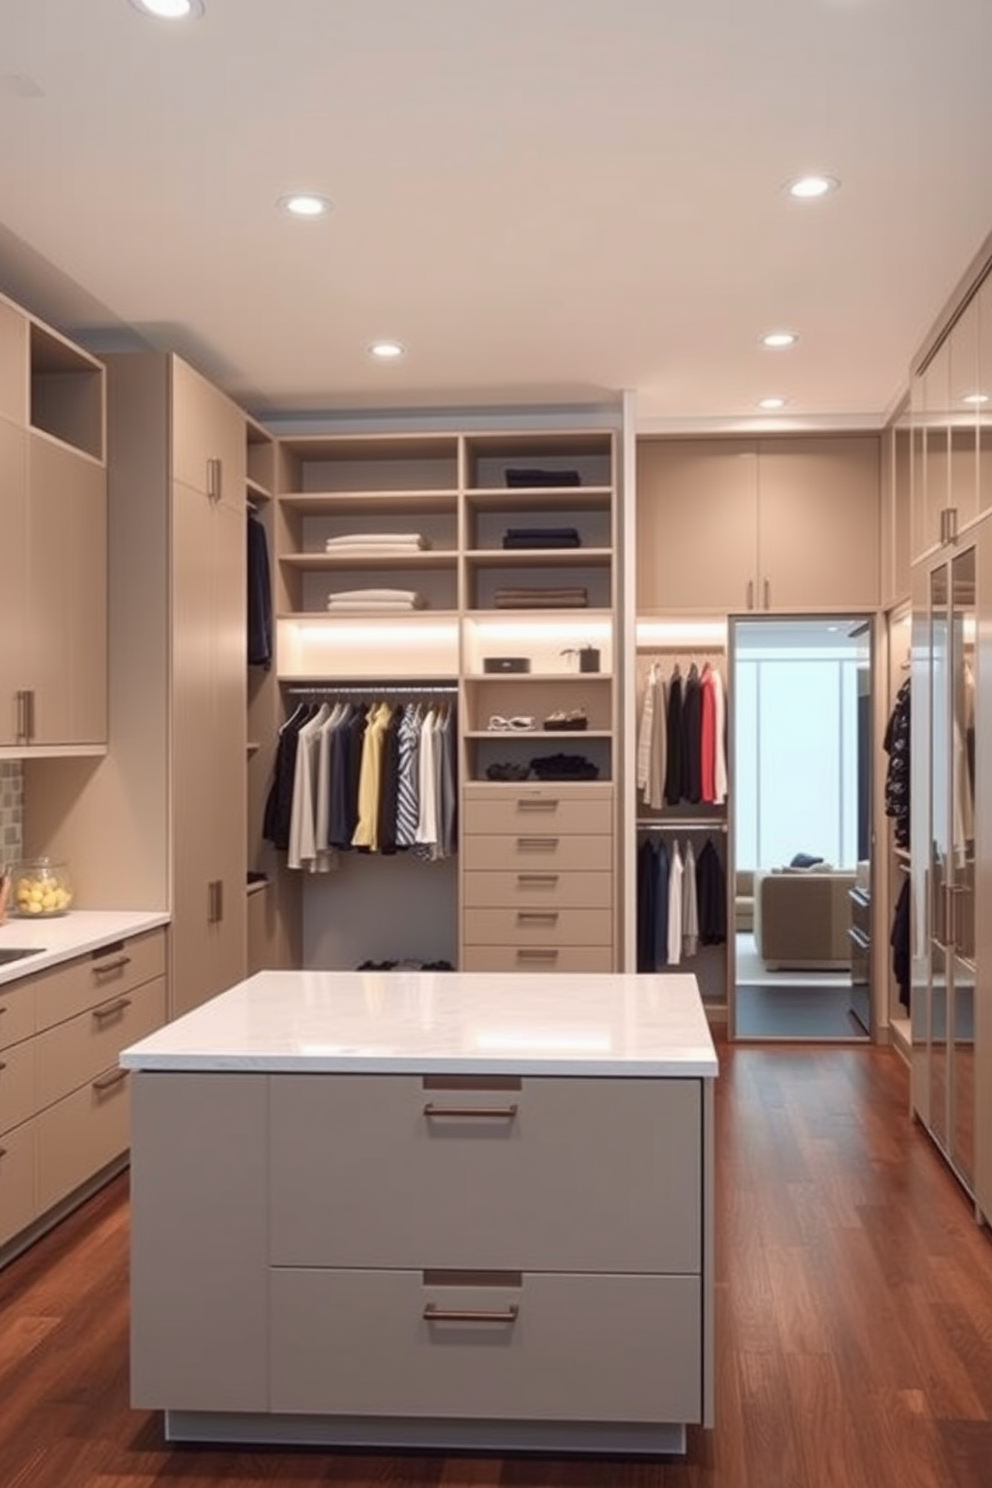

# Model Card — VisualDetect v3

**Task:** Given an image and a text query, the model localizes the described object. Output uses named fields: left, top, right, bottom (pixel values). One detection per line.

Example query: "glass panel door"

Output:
left=949, top=546, right=976, bottom=1185
left=928, top=562, right=950, bottom=1148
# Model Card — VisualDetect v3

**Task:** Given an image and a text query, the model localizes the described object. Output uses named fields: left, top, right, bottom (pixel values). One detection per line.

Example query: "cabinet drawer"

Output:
left=463, top=795, right=613, bottom=837
left=462, top=870, right=612, bottom=910
left=0, top=1119, right=37, bottom=1248
left=460, top=945, right=615, bottom=973
left=35, top=975, right=165, bottom=1111
left=0, top=981, right=35, bottom=1051
left=0, top=1037, right=36, bottom=1135
left=270, top=1076, right=700, bottom=1273
left=35, top=929, right=166, bottom=1032
left=35, top=1063, right=132, bottom=1213
left=270, top=1269, right=702, bottom=1424
left=462, top=833, right=612, bottom=873
left=463, top=907, right=613, bottom=947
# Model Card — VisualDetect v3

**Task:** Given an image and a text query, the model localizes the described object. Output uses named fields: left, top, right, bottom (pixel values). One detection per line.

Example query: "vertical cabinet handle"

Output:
left=206, top=457, right=222, bottom=502
left=746, top=579, right=754, bottom=611
left=763, top=577, right=770, bottom=609
left=15, top=689, right=33, bottom=744
left=207, top=879, right=224, bottom=924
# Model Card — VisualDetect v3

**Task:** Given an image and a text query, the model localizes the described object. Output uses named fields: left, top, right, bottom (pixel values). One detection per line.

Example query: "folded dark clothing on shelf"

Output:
left=502, top=535, right=582, bottom=549
left=529, top=753, right=599, bottom=781
left=504, top=468, right=582, bottom=487
left=486, top=761, right=532, bottom=781
left=504, top=526, right=581, bottom=539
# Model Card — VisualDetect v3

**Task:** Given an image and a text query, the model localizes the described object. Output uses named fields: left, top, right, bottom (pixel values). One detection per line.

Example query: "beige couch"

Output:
left=753, top=869, right=856, bottom=971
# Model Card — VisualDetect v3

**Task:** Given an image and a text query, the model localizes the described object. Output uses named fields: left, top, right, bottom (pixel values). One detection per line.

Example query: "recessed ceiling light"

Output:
left=761, top=331, right=798, bottom=349
left=786, top=174, right=839, bottom=200
left=369, top=341, right=405, bottom=360
left=962, top=392, right=989, bottom=405
left=130, top=0, right=204, bottom=18
left=278, top=192, right=332, bottom=218
left=758, top=397, right=786, bottom=410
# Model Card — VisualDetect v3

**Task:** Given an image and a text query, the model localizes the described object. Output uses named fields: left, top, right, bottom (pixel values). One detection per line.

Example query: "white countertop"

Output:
left=121, top=970, right=718, bottom=1077
left=0, top=910, right=170, bottom=986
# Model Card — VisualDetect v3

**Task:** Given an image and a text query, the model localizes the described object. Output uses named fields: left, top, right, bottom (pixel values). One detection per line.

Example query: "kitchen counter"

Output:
left=125, top=970, right=717, bottom=1456
left=120, top=968, right=717, bottom=1076
left=0, top=910, right=170, bottom=987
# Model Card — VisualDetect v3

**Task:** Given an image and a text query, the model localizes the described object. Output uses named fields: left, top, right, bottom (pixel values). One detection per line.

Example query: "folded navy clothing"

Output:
left=529, top=753, right=599, bottom=781
left=504, top=468, right=582, bottom=487
left=504, top=526, right=580, bottom=538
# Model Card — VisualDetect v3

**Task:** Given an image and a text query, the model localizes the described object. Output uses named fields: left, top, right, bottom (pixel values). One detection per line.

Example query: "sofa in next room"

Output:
left=752, top=867, right=856, bottom=972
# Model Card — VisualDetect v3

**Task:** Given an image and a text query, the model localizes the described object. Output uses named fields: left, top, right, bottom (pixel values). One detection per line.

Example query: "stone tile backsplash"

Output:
left=0, top=761, right=24, bottom=868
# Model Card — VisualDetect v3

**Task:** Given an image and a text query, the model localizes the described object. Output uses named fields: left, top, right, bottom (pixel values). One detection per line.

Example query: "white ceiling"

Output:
left=2, top=0, right=992, bottom=431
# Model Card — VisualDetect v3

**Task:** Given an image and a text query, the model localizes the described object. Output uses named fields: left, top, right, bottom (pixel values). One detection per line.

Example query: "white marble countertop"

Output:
left=121, top=970, right=718, bottom=1077
left=0, top=910, right=170, bottom=987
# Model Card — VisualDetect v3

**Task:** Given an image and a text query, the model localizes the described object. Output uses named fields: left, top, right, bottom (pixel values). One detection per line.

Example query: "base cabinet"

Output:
left=130, top=1066, right=713, bottom=1448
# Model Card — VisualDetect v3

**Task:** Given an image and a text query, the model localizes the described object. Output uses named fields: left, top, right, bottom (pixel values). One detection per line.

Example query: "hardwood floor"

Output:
left=2, top=1041, right=991, bottom=1487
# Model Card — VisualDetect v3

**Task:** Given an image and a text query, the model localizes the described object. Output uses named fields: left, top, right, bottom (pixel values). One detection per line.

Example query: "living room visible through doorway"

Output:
left=730, top=616, right=872, bottom=1042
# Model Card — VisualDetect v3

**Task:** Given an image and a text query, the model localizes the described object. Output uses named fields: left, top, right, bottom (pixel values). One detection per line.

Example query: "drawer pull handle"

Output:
left=423, top=1102, right=518, bottom=1120
left=92, top=1068, right=129, bottom=1094
left=0, top=1061, right=6, bottom=1072
left=517, top=873, right=559, bottom=885
left=516, top=910, right=558, bottom=923
left=93, top=955, right=131, bottom=975
left=516, top=798, right=558, bottom=811
left=424, top=1304, right=519, bottom=1324
left=0, top=1146, right=6, bottom=1160
left=516, top=948, right=558, bottom=961
left=93, top=997, right=132, bottom=1020
left=516, top=837, right=559, bottom=851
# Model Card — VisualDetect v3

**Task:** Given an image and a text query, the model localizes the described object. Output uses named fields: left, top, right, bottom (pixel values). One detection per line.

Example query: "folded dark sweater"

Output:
left=504, top=527, right=581, bottom=539
left=504, top=468, right=582, bottom=488
left=502, top=534, right=582, bottom=549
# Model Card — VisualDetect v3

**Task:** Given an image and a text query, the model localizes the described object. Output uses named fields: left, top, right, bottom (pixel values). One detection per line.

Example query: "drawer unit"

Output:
left=35, top=975, right=166, bottom=1111
left=270, top=1269, right=702, bottom=1423
left=463, top=906, right=613, bottom=946
left=462, top=869, right=612, bottom=910
left=0, top=980, right=36, bottom=1051
left=35, top=929, right=166, bottom=1032
left=460, top=944, right=615, bottom=973
left=270, top=1075, right=701, bottom=1273
left=35, top=1061, right=133, bottom=1213
left=0, top=1037, right=36, bottom=1134
left=0, top=1118, right=37, bottom=1247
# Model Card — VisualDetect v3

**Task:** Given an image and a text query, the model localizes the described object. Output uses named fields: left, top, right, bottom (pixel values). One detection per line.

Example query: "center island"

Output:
left=120, top=969, right=718, bottom=1456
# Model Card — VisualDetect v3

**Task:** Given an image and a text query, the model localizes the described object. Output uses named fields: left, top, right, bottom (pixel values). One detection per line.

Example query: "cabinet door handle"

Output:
left=516, top=837, right=559, bottom=851
left=515, top=947, right=558, bottom=962
left=516, top=873, right=559, bottom=885
left=746, top=579, right=754, bottom=610
left=15, top=689, right=32, bottom=744
left=207, top=879, right=224, bottom=923
left=423, top=1303, right=519, bottom=1324
left=0, top=1146, right=7, bottom=1160
left=516, top=798, right=558, bottom=811
left=516, top=910, right=558, bottom=923
left=92, top=1067, right=129, bottom=1094
left=763, top=577, right=770, bottom=609
left=0, top=1061, right=6, bottom=1073
left=93, top=954, right=131, bottom=975
left=207, top=456, right=222, bottom=502
left=423, top=1102, right=518, bottom=1120
left=92, top=996, right=132, bottom=1020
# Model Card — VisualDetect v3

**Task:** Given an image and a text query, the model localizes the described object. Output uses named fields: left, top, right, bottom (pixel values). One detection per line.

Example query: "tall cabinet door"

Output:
left=0, top=418, right=28, bottom=744
left=170, top=363, right=246, bottom=1019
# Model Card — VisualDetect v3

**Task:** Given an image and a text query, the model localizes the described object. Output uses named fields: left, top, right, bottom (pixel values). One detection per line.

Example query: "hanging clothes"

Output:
left=711, top=664, right=728, bottom=806
left=246, top=512, right=273, bottom=669
left=699, top=665, right=715, bottom=805
left=682, top=840, right=699, bottom=958
left=666, top=842, right=684, bottom=966
left=680, top=663, right=702, bottom=805
left=664, top=665, right=684, bottom=805
left=262, top=701, right=315, bottom=852
left=883, top=677, right=911, bottom=850
left=696, top=839, right=727, bottom=945
left=636, top=663, right=667, bottom=810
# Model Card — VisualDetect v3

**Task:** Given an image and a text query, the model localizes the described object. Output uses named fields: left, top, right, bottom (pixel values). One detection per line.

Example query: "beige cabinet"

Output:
left=129, top=1063, right=712, bottom=1444
left=0, top=929, right=166, bottom=1260
left=0, top=298, right=107, bottom=751
left=460, top=783, right=615, bottom=971
left=100, top=353, right=247, bottom=1018
left=637, top=436, right=880, bottom=612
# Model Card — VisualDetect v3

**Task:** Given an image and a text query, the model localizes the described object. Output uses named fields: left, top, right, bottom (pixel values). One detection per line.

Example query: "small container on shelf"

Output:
left=12, top=857, right=74, bottom=917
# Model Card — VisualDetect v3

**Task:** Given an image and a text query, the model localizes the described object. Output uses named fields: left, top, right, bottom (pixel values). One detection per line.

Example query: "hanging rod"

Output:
left=285, top=683, right=459, bottom=696
left=637, top=817, right=728, bottom=832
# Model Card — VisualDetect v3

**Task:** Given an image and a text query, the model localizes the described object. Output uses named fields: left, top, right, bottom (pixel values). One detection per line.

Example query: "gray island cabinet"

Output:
left=121, top=970, right=717, bottom=1456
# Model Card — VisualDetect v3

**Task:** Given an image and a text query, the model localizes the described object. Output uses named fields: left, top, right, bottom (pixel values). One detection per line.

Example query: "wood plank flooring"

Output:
left=2, top=1040, right=991, bottom=1486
